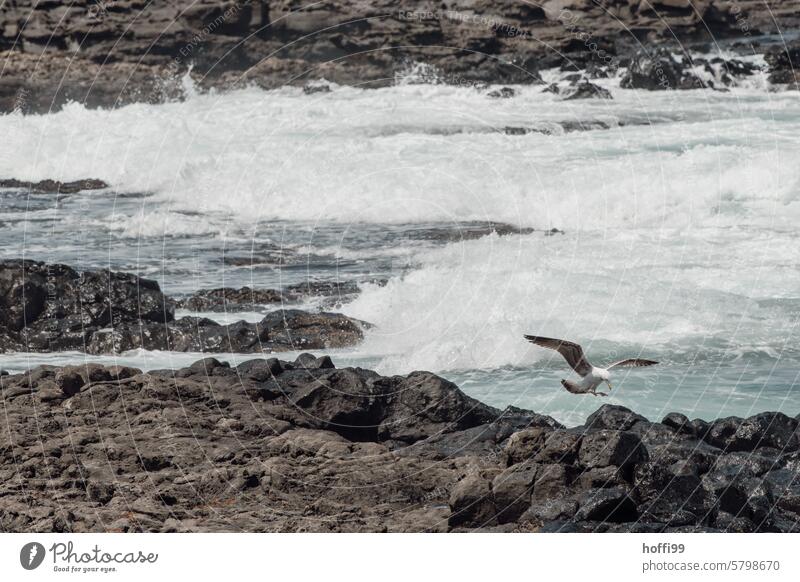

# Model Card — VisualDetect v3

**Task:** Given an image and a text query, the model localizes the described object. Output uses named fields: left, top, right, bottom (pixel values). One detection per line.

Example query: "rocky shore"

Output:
left=2, top=1, right=800, bottom=113
left=0, top=260, right=366, bottom=354
left=1, top=354, right=798, bottom=532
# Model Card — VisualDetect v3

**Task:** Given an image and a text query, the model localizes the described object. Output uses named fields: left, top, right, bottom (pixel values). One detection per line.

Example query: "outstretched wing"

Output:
left=606, top=358, right=659, bottom=369
left=524, top=335, right=593, bottom=376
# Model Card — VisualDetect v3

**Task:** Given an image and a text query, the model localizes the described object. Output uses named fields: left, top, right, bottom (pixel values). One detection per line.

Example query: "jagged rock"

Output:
left=765, top=40, right=800, bottom=86
left=448, top=472, right=497, bottom=528
left=0, top=261, right=367, bottom=354
left=177, top=287, right=287, bottom=311
left=492, top=460, right=538, bottom=523
left=578, top=430, right=649, bottom=469
left=585, top=405, right=648, bottom=431
left=0, top=178, right=108, bottom=193
left=487, top=86, right=516, bottom=99
left=635, top=460, right=716, bottom=526
left=1, top=356, right=799, bottom=532
left=703, top=413, right=799, bottom=452
left=3, top=1, right=793, bottom=113
left=620, top=49, right=703, bottom=90
left=575, top=487, right=637, bottom=522
left=563, top=81, right=612, bottom=100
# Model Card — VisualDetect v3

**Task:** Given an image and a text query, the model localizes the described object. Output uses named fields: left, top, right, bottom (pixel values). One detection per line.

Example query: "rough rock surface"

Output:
left=0, top=260, right=366, bottom=354
left=0, top=178, right=109, bottom=194
left=1, top=357, right=798, bottom=533
left=2, top=1, right=800, bottom=112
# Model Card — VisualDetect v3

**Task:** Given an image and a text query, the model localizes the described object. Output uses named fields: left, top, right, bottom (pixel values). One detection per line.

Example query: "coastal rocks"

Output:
left=562, top=81, right=612, bottom=100
left=764, top=40, right=800, bottom=87
left=3, top=1, right=798, bottom=112
left=176, top=280, right=370, bottom=312
left=0, top=260, right=367, bottom=354
left=177, top=287, right=288, bottom=311
left=620, top=49, right=703, bottom=90
left=702, top=413, right=800, bottom=452
left=0, top=178, right=109, bottom=194
left=86, top=309, right=366, bottom=354
left=0, top=260, right=172, bottom=352
left=0, top=365, right=798, bottom=532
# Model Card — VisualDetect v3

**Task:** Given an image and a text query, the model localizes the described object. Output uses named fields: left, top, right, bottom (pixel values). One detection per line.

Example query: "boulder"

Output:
left=585, top=405, right=648, bottom=431
left=448, top=472, right=497, bottom=529
left=578, top=430, right=649, bottom=469
left=703, top=413, right=799, bottom=452
left=620, top=49, right=703, bottom=90
left=563, top=81, right=612, bottom=100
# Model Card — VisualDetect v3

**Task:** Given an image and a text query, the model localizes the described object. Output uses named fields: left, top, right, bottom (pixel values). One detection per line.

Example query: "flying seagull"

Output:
left=524, top=335, right=658, bottom=396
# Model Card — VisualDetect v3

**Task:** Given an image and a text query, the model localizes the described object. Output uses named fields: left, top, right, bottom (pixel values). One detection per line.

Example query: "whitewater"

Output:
left=1, top=72, right=799, bottom=426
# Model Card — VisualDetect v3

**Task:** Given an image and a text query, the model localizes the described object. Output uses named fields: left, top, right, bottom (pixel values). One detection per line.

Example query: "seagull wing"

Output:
left=524, top=335, right=593, bottom=376
left=606, top=358, right=659, bottom=369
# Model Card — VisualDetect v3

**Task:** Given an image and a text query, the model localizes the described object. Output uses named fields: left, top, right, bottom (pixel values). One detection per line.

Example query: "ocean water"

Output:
left=1, top=68, right=799, bottom=426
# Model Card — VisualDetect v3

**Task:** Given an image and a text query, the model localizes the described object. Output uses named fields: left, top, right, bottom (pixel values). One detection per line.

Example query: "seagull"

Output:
left=524, top=335, right=658, bottom=396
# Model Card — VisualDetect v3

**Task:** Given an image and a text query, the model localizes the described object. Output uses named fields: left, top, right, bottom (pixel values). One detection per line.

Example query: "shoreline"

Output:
left=1, top=354, right=798, bottom=532
left=2, top=2, right=800, bottom=113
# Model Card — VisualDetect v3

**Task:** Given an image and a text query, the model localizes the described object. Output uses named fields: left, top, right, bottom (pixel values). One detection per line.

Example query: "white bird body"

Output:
left=523, top=335, right=657, bottom=397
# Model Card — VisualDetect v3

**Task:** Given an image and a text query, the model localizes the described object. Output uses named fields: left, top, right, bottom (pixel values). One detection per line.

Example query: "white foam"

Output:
left=2, top=82, right=799, bottom=231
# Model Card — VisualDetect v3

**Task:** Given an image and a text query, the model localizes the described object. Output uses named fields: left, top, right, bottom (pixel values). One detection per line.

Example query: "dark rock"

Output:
left=520, top=497, right=578, bottom=524
left=448, top=472, right=497, bottom=528
left=620, top=49, right=703, bottom=91
left=54, top=368, right=84, bottom=396
left=294, top=353, right=335, bottom=370
left=703, top=413, right=799, bottom=452
left=575, top=487, right=637, bottom=522
left=177, top=287, right=287, bottom=311
left=662, top=412, right=691, bottom=433
left=563, top=81, right=612, bottom=100
left=635, top=461, right=716, bottom=526
left=578, top=430, right=649, bottom=469
left=765, top=40, right=800, bottom=86
left=492, top=460, right=538, bottom=523
left=764, top=469, right=800, bottom=514
left=236, top=358, right=284, bottom=381
left=487, top=86, right=516, bottom=99
left=585, top=405, right=648, bottom=431
left=0, top=178, right=108, bottom=194
left=2, top=354, right=798, bottom=533
left=531, top=463, right=573, bottom=501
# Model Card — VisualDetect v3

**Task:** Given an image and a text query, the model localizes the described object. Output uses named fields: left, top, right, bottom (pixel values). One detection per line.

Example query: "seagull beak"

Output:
left=606, top=381, right=613, bottom=391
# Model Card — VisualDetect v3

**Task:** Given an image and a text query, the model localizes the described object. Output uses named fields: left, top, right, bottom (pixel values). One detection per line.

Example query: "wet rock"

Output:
left=575, top=487, right=637, bottom=522
left=487, top=86, right=516, bottom=99
left=620, top=49, right=702, bottom=90
left=578, top=430, right=649, bottom=469
left=563, top=81, right=612, bottom=100
left=0, top=260, right=173, bottom=352
left=177, top=287, right=288, bottom=311
left=703, top=412, right=799, bottom=452
left=635, top=461, right=716, bottom=526
left=0, top=178, right=108, bottom=194
left=585, top=405, right=648, bottom=431
left=662, top=412, right=691, bottom=433
left=765, top=40, right=800, bottom=86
